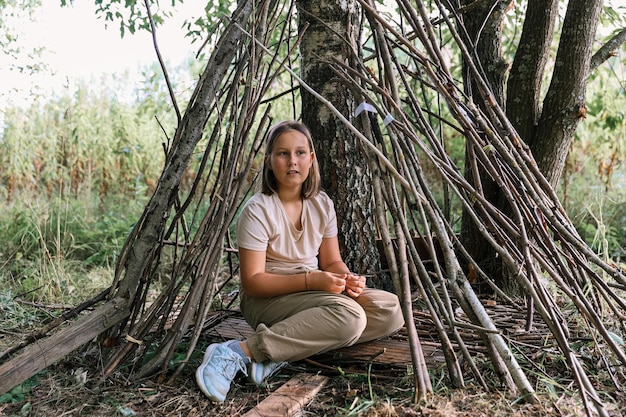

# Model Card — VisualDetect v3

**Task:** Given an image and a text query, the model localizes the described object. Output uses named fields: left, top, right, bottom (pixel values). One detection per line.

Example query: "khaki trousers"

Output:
left=240, top=288, right=404, bottom=363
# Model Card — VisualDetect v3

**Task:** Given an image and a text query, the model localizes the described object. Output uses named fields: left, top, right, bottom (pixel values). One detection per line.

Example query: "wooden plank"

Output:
left=209, top=316, right=447, bottom=367
left=242, top=373, right=328, bottom=417
left=0, top=297, right=130, bottom=395
left=321, top=338, right=445, bottom=367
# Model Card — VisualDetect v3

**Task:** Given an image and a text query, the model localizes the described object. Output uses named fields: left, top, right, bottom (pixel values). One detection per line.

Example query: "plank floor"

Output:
left=197, top=301, right=557, bottom=416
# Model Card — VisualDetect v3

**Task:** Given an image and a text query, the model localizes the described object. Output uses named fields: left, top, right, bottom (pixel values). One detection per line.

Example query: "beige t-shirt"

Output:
left=236, top=191, right=338, bottom=274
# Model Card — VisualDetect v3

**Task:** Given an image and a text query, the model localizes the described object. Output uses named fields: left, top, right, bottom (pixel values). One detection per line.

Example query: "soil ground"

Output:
left=2, top=300, right=625, bottom=416
left=0, top=355, right=623, bottom=416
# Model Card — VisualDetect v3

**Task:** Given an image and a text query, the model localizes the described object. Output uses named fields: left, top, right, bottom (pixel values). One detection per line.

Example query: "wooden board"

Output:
left=242, top=373, right=328, bottom=417
left=206, top=315, right=447, bottom=368
left=0, top=297, right=130, bottom=395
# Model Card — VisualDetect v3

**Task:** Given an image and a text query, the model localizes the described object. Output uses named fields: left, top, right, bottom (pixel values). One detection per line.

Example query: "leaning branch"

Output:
left=591, top=27, right=626, bottom=71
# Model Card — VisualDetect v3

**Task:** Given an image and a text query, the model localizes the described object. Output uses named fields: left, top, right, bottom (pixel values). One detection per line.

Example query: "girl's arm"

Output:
left=239, top=248, right=319, bottom=297
left=318, top=236, right=350, bottom=273
left=318, top=236, right=366, bottom=298
left=240, top=236, right=365, bottom=298
left=239, top=235, right=357, bottom=298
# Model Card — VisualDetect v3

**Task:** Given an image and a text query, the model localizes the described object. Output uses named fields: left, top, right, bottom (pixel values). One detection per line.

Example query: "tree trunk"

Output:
left=297, top=0, right=389, bottom=290
left=458, top=0, right=514, bottom=294
left=506, top=0, right=558, bottom=144
left=459, top=0, right=510, bottom=104
left=459, top=0, right=603, bottom=295
left=530, top=0, right=603, bottom=186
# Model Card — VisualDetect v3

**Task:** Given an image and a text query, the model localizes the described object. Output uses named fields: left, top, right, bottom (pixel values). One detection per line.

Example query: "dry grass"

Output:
left=2, top=297, right=625, bottom=417
left=1, top=363, right=622, bottom=417
left=1, top=337, right=625, bottom=417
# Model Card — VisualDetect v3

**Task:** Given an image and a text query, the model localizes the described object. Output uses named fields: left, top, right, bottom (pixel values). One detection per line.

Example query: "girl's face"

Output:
left=268, top=129, right=314, bottom=192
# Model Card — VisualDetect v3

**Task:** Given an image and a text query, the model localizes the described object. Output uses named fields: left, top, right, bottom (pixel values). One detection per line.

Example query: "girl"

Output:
left=196, top=120, right=404, bottom=402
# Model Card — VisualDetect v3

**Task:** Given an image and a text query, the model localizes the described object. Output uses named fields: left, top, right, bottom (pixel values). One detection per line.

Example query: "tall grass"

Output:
left=1, top=81, right=170, bottom=201
left=561, top=56, right=626, bottom=264
left=0, top=191, right=146, bottom=302
left=0, top=65, right=183, bottom=303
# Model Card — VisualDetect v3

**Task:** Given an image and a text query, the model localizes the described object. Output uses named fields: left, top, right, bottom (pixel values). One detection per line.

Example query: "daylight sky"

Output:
left=1, top=1, right=198, bottom=107
left=3, top=1, right=626, bottom=108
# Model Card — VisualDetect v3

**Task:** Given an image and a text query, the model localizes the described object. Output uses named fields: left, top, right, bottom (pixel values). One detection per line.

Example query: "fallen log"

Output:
left=0, top=297, right=129, bottom=395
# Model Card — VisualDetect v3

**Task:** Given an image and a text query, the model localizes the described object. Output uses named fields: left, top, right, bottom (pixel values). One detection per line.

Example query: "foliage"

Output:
left=75, top=0, right=235, bottom=44
left=181, top=1, right=235, bottom=45
left=0, top=69, right=180, bottom=200
left=65, top=0, right=178, bottom=38
left=601, top=1, right=626, bottom=32
left=0, top=59, right=191, bottom=302
left=0, top=0, right=46, bottom=75
left=562, top=50, right=626, bottom=261
left=0, top=194, right=142, bottom=301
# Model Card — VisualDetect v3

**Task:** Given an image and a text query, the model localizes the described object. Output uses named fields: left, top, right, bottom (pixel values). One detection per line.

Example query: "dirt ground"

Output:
left=2, top=299, right=625, bottom=417
left=1, top=339, right=625, bottom=417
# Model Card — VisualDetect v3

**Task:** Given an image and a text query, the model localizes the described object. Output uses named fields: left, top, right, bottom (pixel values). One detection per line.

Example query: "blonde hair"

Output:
left=261, top=120, right=321, bottom=198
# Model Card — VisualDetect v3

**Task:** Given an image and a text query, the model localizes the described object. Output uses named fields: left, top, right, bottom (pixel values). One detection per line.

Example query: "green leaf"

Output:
left=608, top=331, right=624, bottom=346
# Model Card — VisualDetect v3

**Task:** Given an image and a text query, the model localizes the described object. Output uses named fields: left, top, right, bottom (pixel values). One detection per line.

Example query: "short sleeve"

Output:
left=321, top=193, right=338, bottom=238
left=236, top=199, right=271, bottom=252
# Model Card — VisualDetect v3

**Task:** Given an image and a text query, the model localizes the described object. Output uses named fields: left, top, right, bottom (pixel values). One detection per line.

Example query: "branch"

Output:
left=143, top=0, right=181, bottom=123
left=591, top=27, right=626, bottom=71
left=0, top=297, right=130, bottom=395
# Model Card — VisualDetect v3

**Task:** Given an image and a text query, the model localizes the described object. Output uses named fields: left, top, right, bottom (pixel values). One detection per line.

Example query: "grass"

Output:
left=0, top=192, right=145, bottom=304
left=0, top=185, right=625, bottom=416
left=1, top=263, right=625, bottom=417
left=1, top=310, right=622, bottom=417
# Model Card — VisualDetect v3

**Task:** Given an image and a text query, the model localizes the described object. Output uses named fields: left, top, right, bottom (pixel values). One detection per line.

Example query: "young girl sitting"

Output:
left=196, top=120, right=404, bottom=402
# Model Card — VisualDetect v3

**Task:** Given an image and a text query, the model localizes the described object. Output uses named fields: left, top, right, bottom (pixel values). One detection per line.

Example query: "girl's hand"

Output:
left=345, top=273, right=366, bottom=298
left=308, top=271, right=351, bottom=294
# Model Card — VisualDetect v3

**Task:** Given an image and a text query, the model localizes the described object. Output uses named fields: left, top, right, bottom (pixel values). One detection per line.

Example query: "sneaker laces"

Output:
left=215, top=347, right=248, bottom=380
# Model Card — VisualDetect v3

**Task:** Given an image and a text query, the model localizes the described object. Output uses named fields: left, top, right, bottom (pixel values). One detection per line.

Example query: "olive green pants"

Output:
left=240, top=288, right=404, bottom=363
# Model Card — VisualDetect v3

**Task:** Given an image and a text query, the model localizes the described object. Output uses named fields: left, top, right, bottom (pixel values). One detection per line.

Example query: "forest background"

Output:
left=1, top=0, right=624, bottom=310
left=1, top=2, right=623, bottom=302
left=1, top=0, right=626, bottom=415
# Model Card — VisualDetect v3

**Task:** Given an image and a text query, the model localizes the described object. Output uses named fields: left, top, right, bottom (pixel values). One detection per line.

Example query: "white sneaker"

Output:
left=248, top=360, right=287, bottom=385
left=195, top=341, right=248, bottom=402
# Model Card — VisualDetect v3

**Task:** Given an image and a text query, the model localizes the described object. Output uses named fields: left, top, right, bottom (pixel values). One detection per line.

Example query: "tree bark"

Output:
left=459, top=0, right=511, bottom=105
left=458, top=0, right=514, bottom=293
left=459, top=0, right=603, bottom=295
left=297, top=0, right=388, bottom=289
left=531, top=0, right=603, bottom=187
left=506, top=0, right=558, bottom=143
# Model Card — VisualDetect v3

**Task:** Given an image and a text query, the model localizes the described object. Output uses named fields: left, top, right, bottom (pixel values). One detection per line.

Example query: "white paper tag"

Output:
left=355, top=102, right=377, bottom=116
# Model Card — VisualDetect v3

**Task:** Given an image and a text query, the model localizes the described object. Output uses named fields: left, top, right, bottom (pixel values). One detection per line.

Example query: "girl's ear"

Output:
left=310, top=152, right=315, bottom=166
